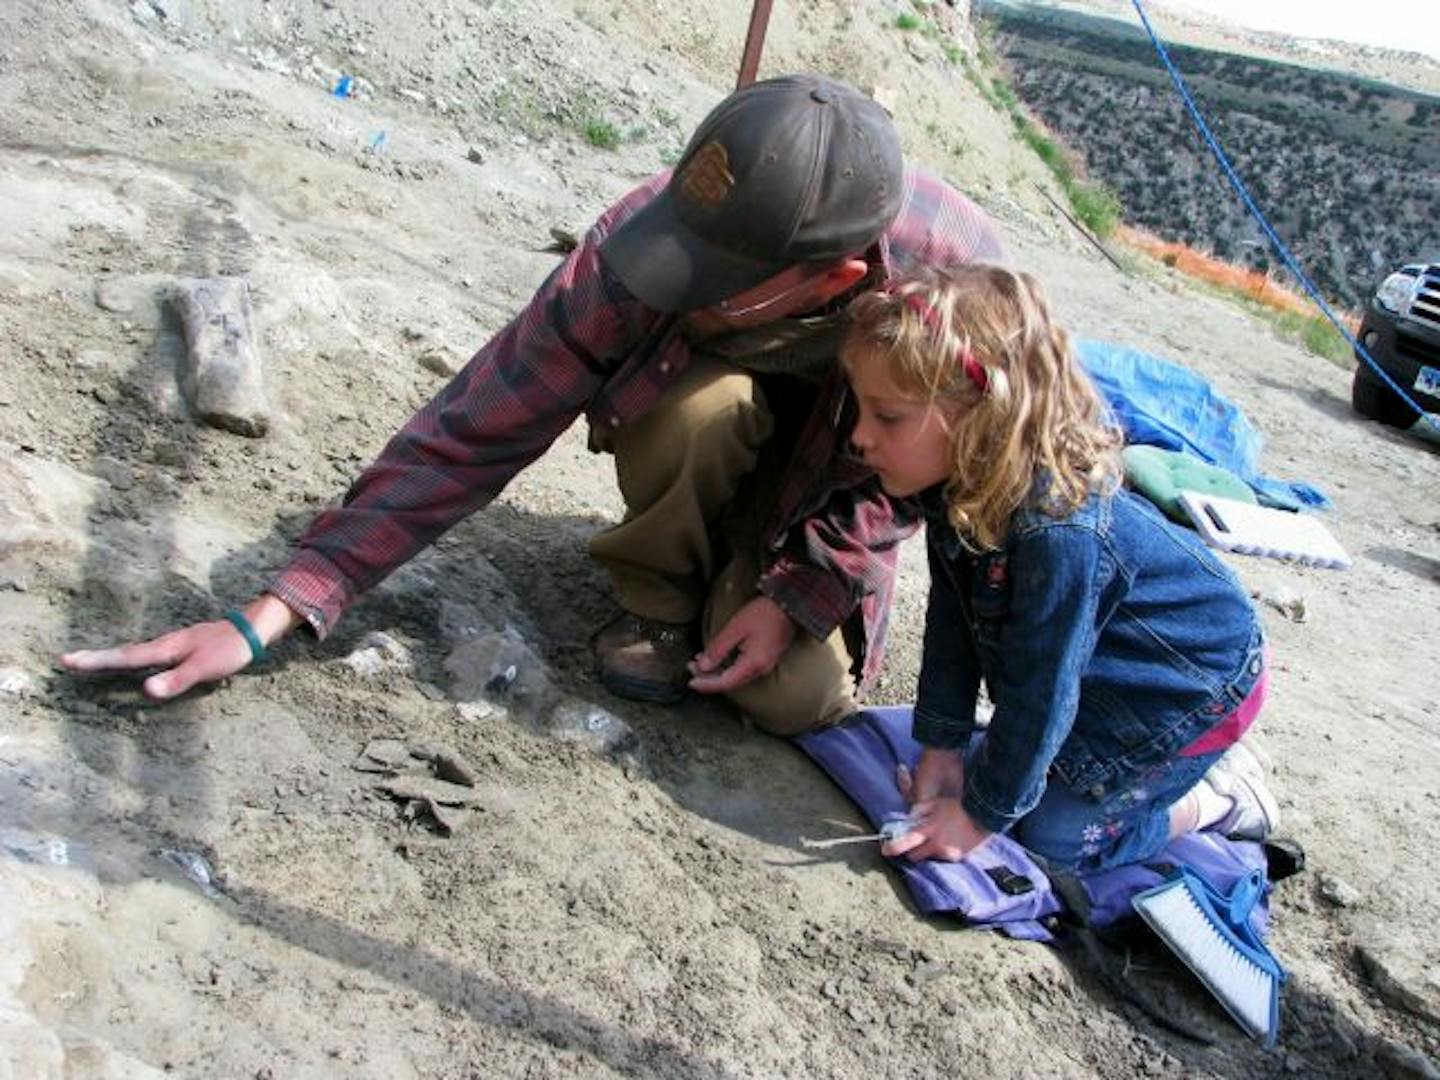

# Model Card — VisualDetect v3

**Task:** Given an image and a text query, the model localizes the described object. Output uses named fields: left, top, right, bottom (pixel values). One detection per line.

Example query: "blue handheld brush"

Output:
left=1131, top=866, right=1286, bottom=1045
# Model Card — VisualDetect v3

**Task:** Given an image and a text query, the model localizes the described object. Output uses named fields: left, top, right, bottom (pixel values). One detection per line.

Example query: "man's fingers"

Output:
left=63, top=620, right=254, bottom=701
left=144, top=631, right=252, bottom=698
left=694, top=625, right=744, bottom=673
left=688, top=654, right=762, bottom=694
left=143, top=653, right=214, bottom=700
left=688, top=649, right=723, bottom=675
left=61, top=634, right=185, bottom=673
left=142, top=668, right=185, bottom=700
left=61, top=646, right=136, bottom=672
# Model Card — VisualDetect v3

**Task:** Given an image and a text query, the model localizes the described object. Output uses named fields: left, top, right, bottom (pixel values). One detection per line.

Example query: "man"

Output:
left=62, top=73, right=1006, bottom=735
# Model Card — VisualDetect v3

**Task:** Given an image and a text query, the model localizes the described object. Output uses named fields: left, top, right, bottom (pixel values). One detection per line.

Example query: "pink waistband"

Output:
left=1179, top=664, right=1268, bottom=758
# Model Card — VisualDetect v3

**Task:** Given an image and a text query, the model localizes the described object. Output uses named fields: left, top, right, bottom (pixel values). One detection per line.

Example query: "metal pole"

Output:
left=736, top=0, right=775, bottom=89
left=1031, top=182, right=1127, bottom=274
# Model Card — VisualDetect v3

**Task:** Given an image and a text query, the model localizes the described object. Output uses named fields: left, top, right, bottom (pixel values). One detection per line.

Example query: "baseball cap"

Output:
left=598, top=73, right=904, bottom=313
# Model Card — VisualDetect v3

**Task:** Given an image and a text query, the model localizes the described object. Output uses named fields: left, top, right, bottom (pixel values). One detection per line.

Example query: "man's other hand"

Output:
left=687, top=596, right=796, bottom=695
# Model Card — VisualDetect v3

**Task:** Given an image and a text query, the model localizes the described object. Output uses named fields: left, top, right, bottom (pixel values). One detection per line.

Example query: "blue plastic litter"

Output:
left=333, top=75, right=355, bottom=98
left=1078, top=339, right=1331, bottom=511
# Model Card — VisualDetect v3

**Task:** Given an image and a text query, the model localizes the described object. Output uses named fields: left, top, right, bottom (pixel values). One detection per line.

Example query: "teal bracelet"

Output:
left=223, top=610, right=268, bottom=664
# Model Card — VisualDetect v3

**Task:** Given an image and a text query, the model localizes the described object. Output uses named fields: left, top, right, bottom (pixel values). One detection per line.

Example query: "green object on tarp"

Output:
left=1123, top=444, right=1256, bottom=525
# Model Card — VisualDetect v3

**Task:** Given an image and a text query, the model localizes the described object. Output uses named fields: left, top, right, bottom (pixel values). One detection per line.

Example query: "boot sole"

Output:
left=600, top=670, right=687, bottom=705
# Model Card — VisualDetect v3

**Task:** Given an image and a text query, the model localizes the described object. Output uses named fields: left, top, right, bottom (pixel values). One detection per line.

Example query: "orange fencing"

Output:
left=1116, top=225, right=1359, bottom=329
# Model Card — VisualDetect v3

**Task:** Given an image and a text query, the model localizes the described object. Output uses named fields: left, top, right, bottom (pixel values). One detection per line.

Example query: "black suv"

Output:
left=1351, top=261, right=1440, bottom=427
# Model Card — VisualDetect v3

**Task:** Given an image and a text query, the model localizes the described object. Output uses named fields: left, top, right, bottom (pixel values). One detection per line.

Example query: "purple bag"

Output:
left=797, top=706, right=1271, bottom=943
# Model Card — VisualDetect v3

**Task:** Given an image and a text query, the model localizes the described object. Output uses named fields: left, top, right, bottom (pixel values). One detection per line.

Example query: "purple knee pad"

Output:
left=797, top=706, right=1270, bottom=942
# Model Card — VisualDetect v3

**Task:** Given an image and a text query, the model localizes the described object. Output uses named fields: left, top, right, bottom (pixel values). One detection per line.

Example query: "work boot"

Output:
left=1202, top=741, right=1281, bottom=841
left=593, top=612, right=696, bottom=705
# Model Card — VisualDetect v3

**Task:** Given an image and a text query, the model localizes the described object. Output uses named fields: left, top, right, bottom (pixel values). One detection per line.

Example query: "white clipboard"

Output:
left=1179, top=492, right=1351, bottom=570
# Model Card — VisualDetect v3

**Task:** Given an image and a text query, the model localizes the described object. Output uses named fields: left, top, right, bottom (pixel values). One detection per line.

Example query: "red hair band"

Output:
left=902, top=292, right=988, bottom=393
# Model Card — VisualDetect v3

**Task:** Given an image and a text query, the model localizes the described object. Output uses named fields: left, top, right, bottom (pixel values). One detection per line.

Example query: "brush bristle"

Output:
left=1134, top=878, right=1280, bottom=1043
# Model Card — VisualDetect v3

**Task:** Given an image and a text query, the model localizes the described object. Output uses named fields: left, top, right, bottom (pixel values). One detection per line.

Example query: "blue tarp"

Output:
left=1078, top=339, right=1331, bottom=511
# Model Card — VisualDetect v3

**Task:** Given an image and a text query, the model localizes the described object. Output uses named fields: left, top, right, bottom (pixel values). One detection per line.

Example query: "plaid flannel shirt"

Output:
left=269, top=167, right=1005, bottom=690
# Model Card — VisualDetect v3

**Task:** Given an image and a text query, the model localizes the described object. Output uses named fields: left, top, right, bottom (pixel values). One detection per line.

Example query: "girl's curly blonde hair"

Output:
left=842, top=264, right=1122, bottom=550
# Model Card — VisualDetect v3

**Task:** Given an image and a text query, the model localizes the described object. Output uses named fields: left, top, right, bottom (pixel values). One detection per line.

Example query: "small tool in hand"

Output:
left=800, top=817, right=918, bottom=850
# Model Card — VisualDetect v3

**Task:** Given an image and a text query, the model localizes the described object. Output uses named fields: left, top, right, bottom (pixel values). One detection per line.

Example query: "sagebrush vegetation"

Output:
left=980, top=3, right=1440, bottom=309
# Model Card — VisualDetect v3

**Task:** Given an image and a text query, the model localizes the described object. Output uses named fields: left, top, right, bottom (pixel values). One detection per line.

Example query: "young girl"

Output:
left=841, top=264, right=1278, bottom=873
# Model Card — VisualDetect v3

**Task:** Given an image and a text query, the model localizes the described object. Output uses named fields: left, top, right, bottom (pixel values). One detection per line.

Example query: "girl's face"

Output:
left=846, top=348, right=957, bottom=498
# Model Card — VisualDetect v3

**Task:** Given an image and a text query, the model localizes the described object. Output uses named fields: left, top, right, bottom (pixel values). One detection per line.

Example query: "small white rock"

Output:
left=1318, top=874, right=1361, bottom=908
left=1259, top=585, right=1307, bottom=623
left=0, top=668, right=40, bottom=696
left=456, top=700, right=496, bottom=722
left=418, top=349, right=461, bottom=377
left=341, top=630, right=410, bottom=676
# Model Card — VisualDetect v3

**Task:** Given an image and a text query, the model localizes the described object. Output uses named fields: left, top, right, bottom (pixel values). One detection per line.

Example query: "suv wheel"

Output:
left=1351, top=367, right=1416, bottom=428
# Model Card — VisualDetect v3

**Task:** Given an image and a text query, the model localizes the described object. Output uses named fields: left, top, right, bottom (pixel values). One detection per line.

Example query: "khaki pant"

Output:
left=588, top=360, right=856, bottom=735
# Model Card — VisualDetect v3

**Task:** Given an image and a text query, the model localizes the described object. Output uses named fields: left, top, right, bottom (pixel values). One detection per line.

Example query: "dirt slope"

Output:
left=2, top=1, right=1438, bottom=1077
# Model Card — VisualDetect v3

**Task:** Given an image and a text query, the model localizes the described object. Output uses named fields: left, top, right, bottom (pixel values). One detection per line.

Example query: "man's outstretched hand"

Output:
left=687, top=595, right=797, bottom=695
left=59, top=594, right=301, bottom=700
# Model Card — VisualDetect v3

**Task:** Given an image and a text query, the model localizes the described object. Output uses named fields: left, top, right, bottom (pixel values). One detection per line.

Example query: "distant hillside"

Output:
left=1026, top=0, right=1440, bottom=92
left=978, top=0, right=1440, bottom=308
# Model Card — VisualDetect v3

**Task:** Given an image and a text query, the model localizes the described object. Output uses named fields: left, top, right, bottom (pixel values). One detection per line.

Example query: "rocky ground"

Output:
left=2, top=1, right=1438, bottom=1077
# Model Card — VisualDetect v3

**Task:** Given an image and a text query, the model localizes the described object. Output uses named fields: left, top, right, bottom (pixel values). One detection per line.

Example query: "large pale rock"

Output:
left=0, top=451, right=96, bottom=577
left=1355, top=923, right=1440, bottom=1024
left=0, top=846, right=169, bottom=1080
left=0, top=448, right=277, bottom=643
left=169, top=277, right=270, bottom=437
left=0, top=885, right=66, bottom=1079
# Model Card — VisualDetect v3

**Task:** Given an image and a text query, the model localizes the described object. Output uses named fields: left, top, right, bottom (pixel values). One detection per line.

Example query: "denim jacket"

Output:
left=913, top=485, right=1265, bottom=836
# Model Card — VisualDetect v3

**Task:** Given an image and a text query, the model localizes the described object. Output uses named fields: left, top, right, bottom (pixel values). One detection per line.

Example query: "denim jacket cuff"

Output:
left=911, top=708, right=975, bottom=752
left=961, top=784, right=1022, bottom=837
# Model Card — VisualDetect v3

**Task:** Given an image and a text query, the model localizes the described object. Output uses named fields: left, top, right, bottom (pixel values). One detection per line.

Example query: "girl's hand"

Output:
left=881, top=797, right=993, bottom=862
left=897, top=745, right=967, bottom=803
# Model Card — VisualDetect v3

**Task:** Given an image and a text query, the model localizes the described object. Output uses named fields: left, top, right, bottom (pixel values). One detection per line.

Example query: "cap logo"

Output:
left=678, top=141, right=734, bottom=208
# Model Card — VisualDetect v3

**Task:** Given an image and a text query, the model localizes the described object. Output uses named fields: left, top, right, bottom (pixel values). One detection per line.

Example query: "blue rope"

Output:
left=1129, top=0, right=1439, bottom=435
